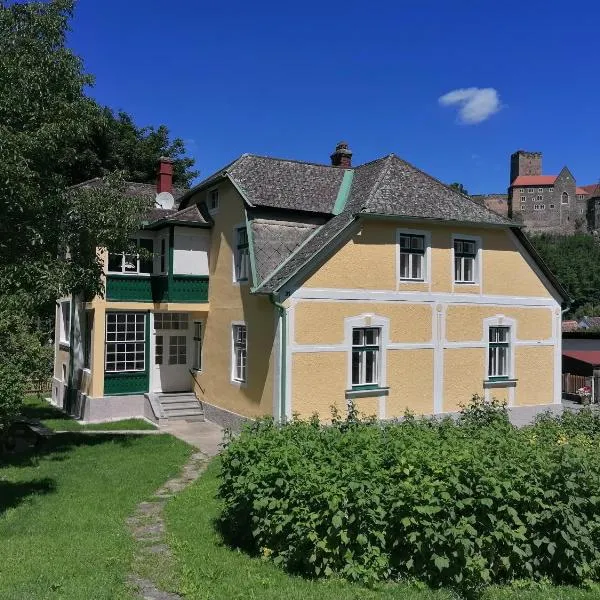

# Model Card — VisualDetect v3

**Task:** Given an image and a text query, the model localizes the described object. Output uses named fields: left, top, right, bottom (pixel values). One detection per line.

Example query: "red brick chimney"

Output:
left=157, top=156, right=174, bottom=193
left=330, top=141, right=352, bottom=168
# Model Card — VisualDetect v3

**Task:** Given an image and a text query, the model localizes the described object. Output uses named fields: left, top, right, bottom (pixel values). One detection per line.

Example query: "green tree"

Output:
left=0, top=0, right=163, bottom=433
left=530, top=233, right=600, bottom=316
left=449, top=182, right=469, bottom=195
left=67, top=107, right=198, bottom=187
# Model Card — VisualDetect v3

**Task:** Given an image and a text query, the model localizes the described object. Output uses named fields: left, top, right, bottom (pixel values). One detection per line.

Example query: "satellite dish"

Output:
left=156, top=191, right=175, bottom=210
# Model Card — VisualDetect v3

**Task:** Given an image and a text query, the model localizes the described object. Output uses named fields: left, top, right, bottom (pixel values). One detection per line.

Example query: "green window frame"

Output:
left=351, top=327, right=380, bottom=388
left=488, top=326, right=510, bottom=380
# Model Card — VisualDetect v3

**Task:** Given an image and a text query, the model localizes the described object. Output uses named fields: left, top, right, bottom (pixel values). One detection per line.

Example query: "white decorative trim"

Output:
left=273, top=312, right=281, bottom=420
left=396, top=228, right=432, bottom=290
left=291, top=287, right=559, bottom=308
left=291, top=342, right=434, bottom=353
left=433, top=305, right=444, bottom=414
left=387, top=342, right=435, bottom=350
left=148, top=311, right=155, bottom=393
left=285, top=302, right=294, bottom=420
left=344, top=313, right=390, bottom=393
left=451, top=233, right=482, bottom=290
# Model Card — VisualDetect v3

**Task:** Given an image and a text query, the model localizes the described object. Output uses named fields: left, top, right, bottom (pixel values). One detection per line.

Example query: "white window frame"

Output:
left=549, top=204, right=555, bottom=209
left=561, top=192, right=569, bottom=204
left=107, top=236, right=154, bottom=275
left=232, top=224, right=250, bottom=284
left=483, top=315, right=516, bottom=382
left=208, top=188, right=219, bottom=214
left=105, top=312, right=146, bottom=373
left=396, top=228, right=431, bottom=284
left=527, top=187, right=535, bottom=193
left=520, top=196, right=526, bottom=203
left=59, top=299, right=71, bottom=346
left=452, top=234, right=481, bottom=285
left=192, top=321, right=203, bottom=372
left=344, top=314, right=389, bottom=392
left=549, top=187, right=554, bottom=192
left=231, top=322, right=247, bottom=384
left=537, top=195, right=543, bottom=201
left=538, top=187, right=543, bottom=192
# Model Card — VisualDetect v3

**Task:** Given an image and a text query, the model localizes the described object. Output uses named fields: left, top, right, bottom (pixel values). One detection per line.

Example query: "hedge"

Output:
left=218, top=398, right=600, bottom=597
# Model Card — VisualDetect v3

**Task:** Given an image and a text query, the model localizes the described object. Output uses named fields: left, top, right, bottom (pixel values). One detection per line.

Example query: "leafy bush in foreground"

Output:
left=218, top=399, right=600, bottom=597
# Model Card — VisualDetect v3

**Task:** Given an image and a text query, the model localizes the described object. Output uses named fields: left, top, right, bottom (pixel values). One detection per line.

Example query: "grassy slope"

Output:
left=166, top=460, right=600, bottom=600
left=22, top=395, right=156, bottom=430
left=0, top=433, right=191, bottom=600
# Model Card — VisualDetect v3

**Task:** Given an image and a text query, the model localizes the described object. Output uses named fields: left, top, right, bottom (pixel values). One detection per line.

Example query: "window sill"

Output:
left=107, top=272, right=152, bottom=277
left=345, top=386, right=389, bottom=399
left=399, top=279, right=426, bottom=283
left=484, top=378, right=517, bottom=388
left=455, top=281, right=478, bottom=285
left=230, top=378, right=247, bottom=388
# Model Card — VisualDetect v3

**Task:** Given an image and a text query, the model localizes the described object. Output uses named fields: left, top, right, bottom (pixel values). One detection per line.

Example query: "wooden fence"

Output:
left=24, top=378, right=52, bottom=395
left=562, top=373, right=591, bottom=395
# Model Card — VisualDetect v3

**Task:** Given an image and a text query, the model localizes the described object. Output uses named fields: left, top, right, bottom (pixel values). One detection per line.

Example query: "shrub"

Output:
left=218, top=400, right=600, bottom=597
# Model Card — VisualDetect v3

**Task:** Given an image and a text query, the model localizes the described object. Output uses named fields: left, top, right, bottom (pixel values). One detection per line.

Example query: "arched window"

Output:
left=561, top=192, right=569, bottom=204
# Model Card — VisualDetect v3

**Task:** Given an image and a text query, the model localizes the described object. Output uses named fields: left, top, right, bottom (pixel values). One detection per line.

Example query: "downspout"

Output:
left=270, top=293, right=287, bottom=422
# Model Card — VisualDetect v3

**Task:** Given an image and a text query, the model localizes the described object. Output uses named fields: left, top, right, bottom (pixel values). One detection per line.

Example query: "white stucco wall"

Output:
left=173, top=227, right=210, bottom=275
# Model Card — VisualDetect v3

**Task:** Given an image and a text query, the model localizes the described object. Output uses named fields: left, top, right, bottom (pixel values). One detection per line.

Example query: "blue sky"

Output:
left=68, top=1, right=600, bottom=193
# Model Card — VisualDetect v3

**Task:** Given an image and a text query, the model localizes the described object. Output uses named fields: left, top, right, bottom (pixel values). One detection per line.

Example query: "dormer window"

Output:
left=209, top=189, right=219, bottom=213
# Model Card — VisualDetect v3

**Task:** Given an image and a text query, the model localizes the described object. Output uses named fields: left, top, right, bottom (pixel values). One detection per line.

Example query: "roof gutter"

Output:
left=270, top=293, right=288, bottom=422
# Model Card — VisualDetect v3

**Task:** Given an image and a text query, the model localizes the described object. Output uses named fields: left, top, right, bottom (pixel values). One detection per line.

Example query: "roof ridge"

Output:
left=359, top=154, right=395, bottom=211
left=242, top=154, right=337, bottom=169
left=390, top=155, right=512, bottom=225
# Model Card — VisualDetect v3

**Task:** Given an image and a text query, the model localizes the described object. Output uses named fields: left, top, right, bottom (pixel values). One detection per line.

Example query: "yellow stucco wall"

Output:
left=446, top=306, right=553, bottom=342
left=294, top=302, right=433, bottom=345
left=302, top=220, right=555, bottom=299
left=189, top=181, right=277, bottom=419
left=515, top=346, right=554, bottom=406
left=443, top=348, right=486, bottom=412
left=386, top=349, right=435, bottom=416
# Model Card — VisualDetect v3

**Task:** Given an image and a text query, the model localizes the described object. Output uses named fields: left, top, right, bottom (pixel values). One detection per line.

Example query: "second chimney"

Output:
left=330, top=141, right=352, bottom=168
left=157, top=156, right=174, bottom=193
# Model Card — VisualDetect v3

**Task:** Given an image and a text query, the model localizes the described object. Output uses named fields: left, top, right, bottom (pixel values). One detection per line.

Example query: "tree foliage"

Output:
left=449, top=182, right=469, bottom=195
left=529, top=233, right=600, bottom=316
left=0, top=0, right=191, bottom=430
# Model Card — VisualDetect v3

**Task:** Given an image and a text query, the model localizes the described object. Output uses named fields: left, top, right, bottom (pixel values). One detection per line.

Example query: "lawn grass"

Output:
left=0, top=431, right=191, bottom=600
left=21, top=395, right=157, bottom=431
left=165, top=459, right=600, bottom=600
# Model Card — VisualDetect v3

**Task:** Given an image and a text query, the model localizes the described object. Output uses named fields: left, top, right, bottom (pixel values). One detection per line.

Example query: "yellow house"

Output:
left=52, top=144, right=568, bottom=426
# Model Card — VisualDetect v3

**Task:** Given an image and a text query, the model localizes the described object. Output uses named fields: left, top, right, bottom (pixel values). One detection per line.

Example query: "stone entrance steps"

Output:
left=148, top=392, right=204, bottom=424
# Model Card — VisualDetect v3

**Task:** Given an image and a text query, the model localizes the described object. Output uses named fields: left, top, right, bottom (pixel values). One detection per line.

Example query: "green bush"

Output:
left=218, top=399, right=600, bottom=597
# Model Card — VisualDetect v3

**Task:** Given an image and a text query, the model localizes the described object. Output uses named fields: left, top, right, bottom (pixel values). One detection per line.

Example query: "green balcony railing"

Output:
left=106, top=274, right=209, bottom=303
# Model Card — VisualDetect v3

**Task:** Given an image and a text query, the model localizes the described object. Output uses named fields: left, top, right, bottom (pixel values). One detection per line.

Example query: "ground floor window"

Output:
left=351, top=327, right=380, bottom=387
left=168, top=335, right=187, bottom=365
left=105, top=312, right=146, bottom=372
left=193, top=321, right=202, bottom=371
left=232, top=324, right=247, bottom=382
left=488, top=326, right=510, bottom=379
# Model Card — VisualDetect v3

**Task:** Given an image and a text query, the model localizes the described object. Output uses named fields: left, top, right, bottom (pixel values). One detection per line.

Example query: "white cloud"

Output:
left=438, top=87, right=502, bottom=124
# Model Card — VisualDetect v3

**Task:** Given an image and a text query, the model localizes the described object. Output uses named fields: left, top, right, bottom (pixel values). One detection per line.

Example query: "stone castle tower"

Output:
left=510, top=150, right=542, bottom=183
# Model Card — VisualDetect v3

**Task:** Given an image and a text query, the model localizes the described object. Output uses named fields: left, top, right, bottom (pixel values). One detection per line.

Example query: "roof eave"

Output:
left=358, top=212, right=516, bottom=229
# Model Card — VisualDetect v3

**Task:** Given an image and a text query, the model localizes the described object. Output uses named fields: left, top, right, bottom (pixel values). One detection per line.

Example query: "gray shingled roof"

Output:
left=70, top=178, right=187, bottom=203
left=255, top=212, right=355, bottom=293
left=144, top=204, right=211, bottom=229
left=251, top=217, right=320, bottom=285
left=355, top=155, right=510, bottom=225
left=228, top=155, right=346, bottom=213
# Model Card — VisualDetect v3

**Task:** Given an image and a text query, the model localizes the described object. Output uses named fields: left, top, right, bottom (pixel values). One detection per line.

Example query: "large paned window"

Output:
left=105, top=312, right=146, bottom=372
left=193, top=321, right=202, bottom=371
left=232, top=324, right=247, bottom=383
left=488, top=326, right=510, bottom=380
left=454, top=238, right=477, bottom=283
left=351, top=327, right=380, bottom=388
left=399, top=233, right=425, bottom=280
left=168, top=335, right=187, bottom=365
left=108, top=238, right=154, bottom=274
left=234, top=226, right=250, bottom=282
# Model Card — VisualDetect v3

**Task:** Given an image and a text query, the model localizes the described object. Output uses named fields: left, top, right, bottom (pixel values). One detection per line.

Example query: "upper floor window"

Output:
left=520, top=196, right=526, bottom=203
left=488, top=326, right=510, bottom=380
left=351, top=327, right=380, bottom=388
left=538, top=187, right=543, bottom=192
left=561, top=192, right=569, bottom=204
left=232, top=324, right=247, bottom=383
left=59, top=300, right=71, bottom=345
left=234, top=226, right=250, bottom=282
left=527, top=187, right=535, bottom=193
left=537, top=195, right=543, bottom=201
left=549, top=187, right=554, bottom=192
left=209, top=189, right=219, bottom=213
left=108, top=238, right=153, bottom=274
left=454, top=238, right=477, bottom=284
left=533, top=204, right=545, bottom=210
left=399, top=233, right=425, bottom=280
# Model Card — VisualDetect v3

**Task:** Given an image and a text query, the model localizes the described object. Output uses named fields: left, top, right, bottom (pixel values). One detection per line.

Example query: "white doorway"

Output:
left=153, top=313, right=192, bottom=393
